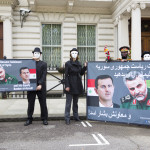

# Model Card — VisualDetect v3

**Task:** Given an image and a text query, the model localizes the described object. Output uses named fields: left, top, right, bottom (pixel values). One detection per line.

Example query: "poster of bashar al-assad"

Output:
left=87, top=61, right=150, bottom=125
left=0, top=59, right=36, bottom=92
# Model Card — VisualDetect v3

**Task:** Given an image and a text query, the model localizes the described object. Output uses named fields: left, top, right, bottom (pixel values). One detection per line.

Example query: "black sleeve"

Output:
left=38, top=62, right=47, bottom=85
left=80, top=66, right=87, bottom=76
left=65, top=62, right=70, bottom=88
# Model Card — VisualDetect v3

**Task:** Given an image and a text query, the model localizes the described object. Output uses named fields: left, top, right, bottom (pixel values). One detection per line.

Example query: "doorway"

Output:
left=141, top=18, right=150, bottom=52
left=129, top=18, right=150, bottom=54
left=0, top=22, right=3, bottom=59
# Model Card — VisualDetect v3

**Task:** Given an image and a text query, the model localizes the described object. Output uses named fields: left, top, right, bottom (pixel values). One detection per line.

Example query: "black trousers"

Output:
left=65, top=93, right=79, bottom=121
left=27, top=89, right=48, bottom=121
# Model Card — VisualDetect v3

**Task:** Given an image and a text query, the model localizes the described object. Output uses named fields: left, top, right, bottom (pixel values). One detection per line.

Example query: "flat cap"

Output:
left=119, top=46, right=130, bottom=52
left=141, top=51, right=150, bottom=58
left=70, top=48, right=79, bottom=54
left=32, top=47, right=42, bottom=54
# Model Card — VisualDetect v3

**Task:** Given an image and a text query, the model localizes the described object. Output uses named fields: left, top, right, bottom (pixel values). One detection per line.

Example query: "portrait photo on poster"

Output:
left=0, top=59, right=37, bottom=92
left=87, top=61, right=150, bottom=125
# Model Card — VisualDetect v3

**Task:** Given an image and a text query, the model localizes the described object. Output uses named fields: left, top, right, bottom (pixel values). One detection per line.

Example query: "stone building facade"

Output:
left=0, top=0, right=150, bottom=93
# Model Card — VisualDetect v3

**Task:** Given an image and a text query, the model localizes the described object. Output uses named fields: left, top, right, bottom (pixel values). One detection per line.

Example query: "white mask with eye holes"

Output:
left=71, top=51, right=78, bottom=59
left=33, top=52, right=41, bottom=59
left=143, top=54, right=150, bottom=60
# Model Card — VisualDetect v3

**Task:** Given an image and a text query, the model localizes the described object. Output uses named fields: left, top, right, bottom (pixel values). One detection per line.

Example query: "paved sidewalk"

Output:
left=0, top=98, right=86, bottom=121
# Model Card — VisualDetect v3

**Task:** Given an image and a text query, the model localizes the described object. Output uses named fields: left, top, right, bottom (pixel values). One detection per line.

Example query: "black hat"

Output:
left=70, top=48, right=79, bottom=54
left=32, top=47, right=42, bottom=54
left=119, top=46, right=130, bottom=52
left=141, top=51, right=150, bottom=58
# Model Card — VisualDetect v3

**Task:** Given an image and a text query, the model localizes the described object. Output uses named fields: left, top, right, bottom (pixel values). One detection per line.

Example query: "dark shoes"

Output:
left=43, top=120, right=48, bottom=125
left=24, top=120, right=32, bottom=126
left=24, top=120, right=48, bottom=126
left=74, top=117, right=81, bottom=122
left=65, top=117, right=81, bottom=125
left=65, top=120, right=70, bottom=125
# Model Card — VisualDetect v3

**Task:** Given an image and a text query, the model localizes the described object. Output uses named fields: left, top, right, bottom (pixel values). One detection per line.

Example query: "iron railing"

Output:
left=2, top=69, right=86, bottom=99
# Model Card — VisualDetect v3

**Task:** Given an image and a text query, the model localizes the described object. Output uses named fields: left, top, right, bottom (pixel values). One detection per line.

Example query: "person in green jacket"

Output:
left=120, top=70, right=150, bottom=110
left=0, top=66, right=18, bottom=84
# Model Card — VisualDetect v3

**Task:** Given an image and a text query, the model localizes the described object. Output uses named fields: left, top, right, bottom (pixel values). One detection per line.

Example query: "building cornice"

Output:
left=0, top=0, right=19, bottom=8
left=1, top=15, right=14, bottom=22
left=112, top=0, right=149, bottom=22
left=112, top=0, right=132, bottom=20
left=67, top=0, right=74, bottom=13
left=127, top=3, right=146, bottom=12
left=111, top=0, right=122, bottom=12
left=36, top=6, right=111, bottom=15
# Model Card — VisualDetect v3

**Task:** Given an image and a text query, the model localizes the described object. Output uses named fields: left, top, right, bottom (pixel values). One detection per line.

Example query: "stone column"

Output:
left=114, top=25, right=118, bottom=59
left=115, top=14, right=130, bottom=58
left=127, top=3, right=146, bottom=60
left=1, top=16, right=14, bottom=59
left=118, top=15, right=130, bottom=48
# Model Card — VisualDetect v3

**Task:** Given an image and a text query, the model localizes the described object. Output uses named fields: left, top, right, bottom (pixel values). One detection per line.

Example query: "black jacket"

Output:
left=36, top=60, right=47, bottom=87
left=65, top=59, right=86, bottom=95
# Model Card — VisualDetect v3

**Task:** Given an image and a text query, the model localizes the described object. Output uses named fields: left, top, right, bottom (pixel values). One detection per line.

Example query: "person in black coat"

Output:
left=24, top=47, right=48, bottom=126
left=65, top=48, right=87, bottom=125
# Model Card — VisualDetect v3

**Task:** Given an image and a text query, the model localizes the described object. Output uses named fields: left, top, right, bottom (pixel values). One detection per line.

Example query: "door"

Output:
left=129, top=18, right=150, bottom=54
left=0, top=22, right=3, bottom=59
left=142, top=33, right=150, bottom=52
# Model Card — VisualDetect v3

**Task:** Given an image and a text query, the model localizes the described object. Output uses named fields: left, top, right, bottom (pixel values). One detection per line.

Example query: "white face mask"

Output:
left=33, top=52, right=40, bottom=59
left=71, top=51, right=78, bottom=59
left=143, top=54, right=150, bottom=60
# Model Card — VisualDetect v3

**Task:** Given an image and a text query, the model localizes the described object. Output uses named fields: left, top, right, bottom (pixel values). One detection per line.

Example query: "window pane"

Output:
left=77, top=25, right=96, bottom=65
left=78, top=47, right=86, bottom=66
left=42, top=24, right=61, bottom=69
left=87, top=26, right=95, bottom=46
left=42, top=47, right=51, bottom=67
left=42, top=46, right=61, bottom=69
left=42, top=24, right=51, bottom=45
left=78, top=47, right=95, bottom=66
left=52, top=24, right=61, bottom=45
left=77, top=25, right=86, bottom=46
left=51, top=47, right=61, bottom=69
left=87, top=47, right=95, bottom=61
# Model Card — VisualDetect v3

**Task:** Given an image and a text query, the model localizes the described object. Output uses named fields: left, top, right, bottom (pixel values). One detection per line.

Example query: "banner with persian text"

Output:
left=87, top=61, right=150, bottom=125
left=0, top=59, right=36, bottom=92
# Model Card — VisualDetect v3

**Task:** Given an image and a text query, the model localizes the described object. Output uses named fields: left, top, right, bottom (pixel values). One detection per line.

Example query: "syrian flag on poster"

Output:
left=87, top=79, right=98, bottom=96
left=29, top=69, right=36, bottom=79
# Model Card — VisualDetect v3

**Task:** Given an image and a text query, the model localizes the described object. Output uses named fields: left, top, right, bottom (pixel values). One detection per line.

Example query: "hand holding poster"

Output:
left=87, top=61, right=150, bottom=125
left=0, top=59, right=36, bottom=92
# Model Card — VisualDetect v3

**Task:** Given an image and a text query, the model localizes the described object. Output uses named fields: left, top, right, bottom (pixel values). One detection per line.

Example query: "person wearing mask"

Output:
left=65, top=48, right=87, bottom=125
left=24, top=47, right=48, bottom=126
left=141, top=51, right=150, bottom=61
left=118, top=46, right=130, bottom=61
